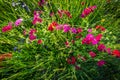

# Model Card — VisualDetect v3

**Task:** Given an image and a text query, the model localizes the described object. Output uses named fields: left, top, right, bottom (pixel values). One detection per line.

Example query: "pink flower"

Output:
left=97, top=44, right=106, bottom=52
left=88, top=29, right=92, bottom=33
left=71, top=27, right=77, bottom=34
left=56, top=24, right=63, bottom=30
left=81, top=5, right=97, bottom=18
left=89, top=51, right=96, bottom=58
left=63, top=24, right=71, bottom=32
left=15, top=18, right=23, bottom=26
left=32, top=11, right=42, bottom=25
left=97, top=60, right=106, bottom=67
left=2, top=22, right=12, bottom=32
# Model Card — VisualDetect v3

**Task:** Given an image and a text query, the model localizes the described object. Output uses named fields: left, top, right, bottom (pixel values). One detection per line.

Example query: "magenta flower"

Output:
left=82, top=34, right=101, bottom=45
left=82, top=34, right=94, bottom=44
left=92, top=38, right=98, bottom=45
left=71, top=27, right=77, bottom=34
left=97, top=60, right=106, bottom=67
left=29, top=34, right=36, bottom=41
left=2, top=22, right=12, bottom=32
left=15, top=18, right=23, bottom=26
left=89, top=51, right=96, bottom=58
left=29, top=29, right=37, bottom=41
left=97, top=44, right=106, bottom=52
left=86, top=34, right=94, bottom=40
left=63, top=24, right=71, bottom=32
left=81, top=5, right=97, bottom=18
left=32, top=11, right=42, bottom=25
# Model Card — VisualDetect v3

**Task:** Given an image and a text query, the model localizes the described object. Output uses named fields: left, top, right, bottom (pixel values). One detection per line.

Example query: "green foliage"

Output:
left=0, top=0, right=120, bottom=80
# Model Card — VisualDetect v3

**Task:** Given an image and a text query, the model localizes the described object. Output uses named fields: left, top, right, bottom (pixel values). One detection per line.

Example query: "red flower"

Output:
left=52, top=21, right=58, bottom=26
left=64, top=10, right=72, bottom=18
left=95, top=25, right=101, bottom=29
left=67, top=56, right=76, bottom=64
left=2, top=22, right=12, bottom=32
left=48, top=21, right=58, bottom=31
left=89, top=51, right=96, bottom=58
left=77, top=28, right=82, bottom=33
left=71, top=40, right=75, bottom=44
left=81, top=2, right=85, bottom=5
left=95, top=34, right=102, bottom=41
left=97, top=44, right=106, bottom=52
left=48, top=24, right=54, bottom=31
left=38, top=39, right=42, bottom=44
left=81, top=5, right=97, bottom=18
left=95, top=25, right=105, bottom=31
left=100, top=27, right=106, bottom=31
left=112, top=50, right=120, bottom=58
left=75, top=65, right=80, bottom=70
left=65, top=41, right=70, bottom=47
